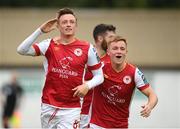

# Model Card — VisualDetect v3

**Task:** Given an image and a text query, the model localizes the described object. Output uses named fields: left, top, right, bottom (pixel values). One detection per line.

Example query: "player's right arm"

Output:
left=17, top=18, right=57, bottom=56
left=17, top=28, right=43, bottom=56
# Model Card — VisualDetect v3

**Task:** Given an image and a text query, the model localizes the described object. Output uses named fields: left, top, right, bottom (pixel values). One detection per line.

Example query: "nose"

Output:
left=117, top=48, right=122, bottom=53
left=66, top=22, right=71, bottom=27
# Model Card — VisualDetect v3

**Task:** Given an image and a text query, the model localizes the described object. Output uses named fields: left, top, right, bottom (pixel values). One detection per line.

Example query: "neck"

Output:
left=111, top=61, right=127, bottom=73
left=96, top=46, right=106, bottom=58
left=60, top=34, right=75, bottom=44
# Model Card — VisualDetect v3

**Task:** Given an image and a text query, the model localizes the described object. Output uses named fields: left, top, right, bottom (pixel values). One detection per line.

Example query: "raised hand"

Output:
left=40, top=18, right=57, bottom=33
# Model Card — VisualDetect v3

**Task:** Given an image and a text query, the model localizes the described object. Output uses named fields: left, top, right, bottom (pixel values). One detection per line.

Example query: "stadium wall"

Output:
left=0, top=8, right=179, bottom=68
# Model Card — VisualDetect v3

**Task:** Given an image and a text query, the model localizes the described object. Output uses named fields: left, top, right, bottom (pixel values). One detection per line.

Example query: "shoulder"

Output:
left=35, top=38, right=52, bottom=49
left=40, top=38, right=51, bottom=44
left=102, top=62, right=111, bottom=70
left=35, top=38, right=52, bottom=51
left=127, top=63, right=137, bottom=70
left=52, top=36, right=60, bottom=44
left=121, top=63, right=137, bottom=76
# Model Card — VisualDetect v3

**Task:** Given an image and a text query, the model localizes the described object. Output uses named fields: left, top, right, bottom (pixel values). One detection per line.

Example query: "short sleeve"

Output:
left=32, top=39, right=51, bottom=56
left=87, top=44, right=101, bottom=71
left=134, top=68, right=149, bottom=91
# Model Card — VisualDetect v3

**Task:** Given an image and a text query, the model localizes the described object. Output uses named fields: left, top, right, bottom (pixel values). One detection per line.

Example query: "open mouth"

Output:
left=116, top=55, right=122, bottom=59
left=65, top=28, right=72, bottom=31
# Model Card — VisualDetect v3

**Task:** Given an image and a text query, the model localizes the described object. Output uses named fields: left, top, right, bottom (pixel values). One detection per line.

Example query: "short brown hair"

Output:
left=57, top=8, right=76, bottom=20
left=93, top=24, right=116, bottom=41
left=108, top=36, right=127, bottom=47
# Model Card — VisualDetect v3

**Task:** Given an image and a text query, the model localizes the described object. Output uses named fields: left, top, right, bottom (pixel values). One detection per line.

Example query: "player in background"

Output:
left=1, top=73, right=24, bottom=128
left=17, top=8, right=104, bottom=129
left=89, top=36, right=158, bottom=128
left=80, top=24, right=116, bottom=128
left=92, top=24, right=116, bottom=62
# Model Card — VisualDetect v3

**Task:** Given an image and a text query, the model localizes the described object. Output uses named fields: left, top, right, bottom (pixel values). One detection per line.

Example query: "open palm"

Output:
left=40, top=18, right=57, bottom=33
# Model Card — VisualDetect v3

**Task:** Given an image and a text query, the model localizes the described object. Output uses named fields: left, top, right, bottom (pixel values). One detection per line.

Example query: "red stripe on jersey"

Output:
left=32, top=44, right=41, bottom=56
left=138, top=84, right=150, bottom=91
left=87, top=62, right=101, bottom=71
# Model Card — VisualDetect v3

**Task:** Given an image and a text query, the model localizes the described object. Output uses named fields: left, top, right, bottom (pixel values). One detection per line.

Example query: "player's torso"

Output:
left=42, top=39, right=90, bottom=107
left=101, top=63, right=136, bottom=107
left=91, top=63, right=136, bottom=128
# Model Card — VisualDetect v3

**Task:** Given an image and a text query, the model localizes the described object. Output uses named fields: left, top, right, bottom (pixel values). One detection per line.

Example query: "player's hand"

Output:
left=40, top=18, right=57, bottom=33
left=72, top=83, right=89, bottom=97
left=140, top=104, right=152, bottom=118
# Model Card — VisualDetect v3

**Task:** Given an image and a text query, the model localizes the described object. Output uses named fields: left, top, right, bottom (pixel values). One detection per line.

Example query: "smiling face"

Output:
left=57, top=14, right=77, bottom=37
left=108, top=38, right=127, bottom=65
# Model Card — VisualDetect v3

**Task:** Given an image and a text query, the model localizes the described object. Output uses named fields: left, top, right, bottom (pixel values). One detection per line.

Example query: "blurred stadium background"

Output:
left=0, top=0, right=180, bottom=128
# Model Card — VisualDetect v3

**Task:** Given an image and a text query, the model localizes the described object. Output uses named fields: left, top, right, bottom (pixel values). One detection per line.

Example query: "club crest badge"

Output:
left=74, top=48, right=82, bottom=56
left=123, top=75, right=132, bottom=84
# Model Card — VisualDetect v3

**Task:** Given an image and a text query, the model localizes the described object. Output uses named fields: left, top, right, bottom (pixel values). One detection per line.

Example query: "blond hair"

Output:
left=107, top=35, right=127, bottom=47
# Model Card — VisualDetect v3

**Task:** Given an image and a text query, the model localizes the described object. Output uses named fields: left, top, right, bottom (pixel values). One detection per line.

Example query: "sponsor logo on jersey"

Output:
left=108, top=85, right=121, bottom=97
left=102, top=85, right=125, bottom=105
left=74, top=48, right=82, bottom=56
left=123, top=75, right=132, bottom=84
left=59, top=57, right=73, bottom=69
left=51, top=57, right=78, bottom=79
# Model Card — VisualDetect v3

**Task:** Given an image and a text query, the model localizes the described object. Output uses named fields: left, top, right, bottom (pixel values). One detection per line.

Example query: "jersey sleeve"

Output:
left=134, top=68, right=150, bottom=91
left=32, top=39, right=51, bottom=56
left=87, top=44, right=101, bottom=71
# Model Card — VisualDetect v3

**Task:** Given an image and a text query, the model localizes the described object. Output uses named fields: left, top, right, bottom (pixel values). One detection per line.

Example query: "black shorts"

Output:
left=2, top=105, right=15, bottom=118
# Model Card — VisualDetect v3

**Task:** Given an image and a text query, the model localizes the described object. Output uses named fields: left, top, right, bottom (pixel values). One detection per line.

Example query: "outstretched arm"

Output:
left=72, top=44, right=104, bottom=97
left=140, top=86, right=158, bottom=118
left=72, top=68, right=104, bottom=97
left=17, top=18, right=57, bottom=56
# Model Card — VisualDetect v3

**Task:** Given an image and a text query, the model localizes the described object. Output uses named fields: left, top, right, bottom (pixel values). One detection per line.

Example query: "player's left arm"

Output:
left=135, top=68, right=158, bottom=118
left=72, top=44, right=104, bottom=97
left=140, top=86, right=158, bottom=118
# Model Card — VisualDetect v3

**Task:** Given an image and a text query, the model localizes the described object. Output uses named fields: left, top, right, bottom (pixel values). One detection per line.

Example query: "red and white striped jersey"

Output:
left=32, top=38, right=101, bottom=108
left=90, top=62, right=149, bottom=128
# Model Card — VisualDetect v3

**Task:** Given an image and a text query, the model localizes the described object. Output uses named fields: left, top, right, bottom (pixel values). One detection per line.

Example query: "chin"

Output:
left=114, top=61, right=122, bottom=65
left=65, top=33, right=73, bottom=36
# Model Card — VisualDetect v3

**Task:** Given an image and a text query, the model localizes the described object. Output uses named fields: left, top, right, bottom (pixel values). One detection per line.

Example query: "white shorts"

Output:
left=79, top=114, right=90, bottom=129
left=41, top=103, right=81, bottom=129
left=90, top=123, right=105, bottom=129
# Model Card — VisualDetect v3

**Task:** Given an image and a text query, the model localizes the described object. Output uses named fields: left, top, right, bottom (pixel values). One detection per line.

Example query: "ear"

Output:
left=97, top=35, right=103, bottom=42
